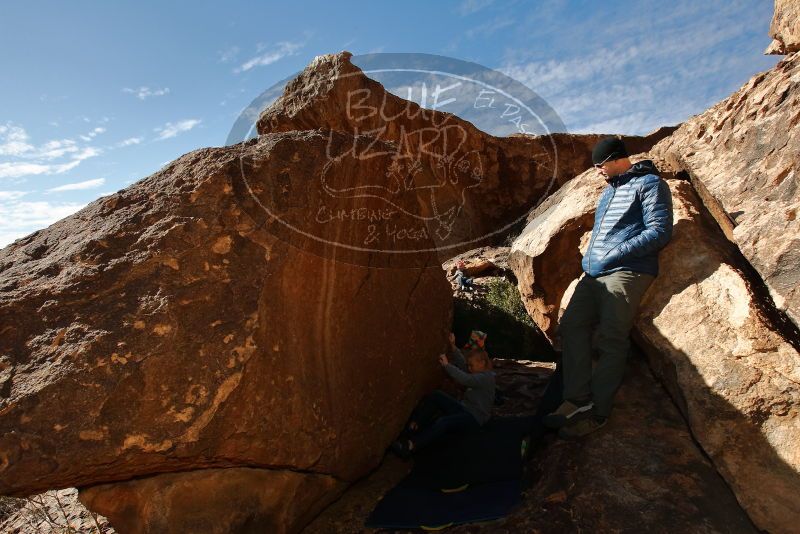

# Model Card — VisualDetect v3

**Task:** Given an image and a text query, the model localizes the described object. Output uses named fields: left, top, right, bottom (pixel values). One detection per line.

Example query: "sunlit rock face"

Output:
left=510, top=161, right=800, bottom=533
left=766, top=0, right=800, bottom=54
left=256, top=51, right=674, bottom=260
left=651, top=52, right=800, bottom=329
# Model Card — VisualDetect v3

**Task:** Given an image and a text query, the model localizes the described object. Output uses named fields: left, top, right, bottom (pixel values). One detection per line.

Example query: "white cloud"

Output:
left=36, top=139, right=78, bottom=159
left=499, top=45, right=642, bottom=97
left=0, top=122, right=102, bottom=179
left=0, top=162, right=56, bottom=178
left=0, top=190, right=28, bottom=200
left=0, top=124, right=34, bottom=156
left=235, top=41, right=303, bottom=73
left=494, top=0, right=777, bottom=135
left=0, top=196, right=88, bottom=248
left=47, top=177, right=106, bottom=192
left=117, top=137, right=143, bottom=147
left=79, top=126, right=106, bottom=141
left=154, top=119, right=201, bottom=140
left=0, top=160, right=92, bottom=179
left=123, top=86, right=171, bottom=100
left=72, top=147, right=101, bottom=161
left=38, top=93, right=68, bottom=103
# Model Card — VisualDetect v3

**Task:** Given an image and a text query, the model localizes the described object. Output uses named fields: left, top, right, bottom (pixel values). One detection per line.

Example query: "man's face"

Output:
left=595, top=158, right=627, bottom=179
left=596, top=159, right=613, bottom=178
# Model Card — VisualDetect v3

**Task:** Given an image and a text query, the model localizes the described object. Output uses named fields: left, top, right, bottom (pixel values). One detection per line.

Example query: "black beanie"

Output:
left=592, top=136, right=629, bottom=165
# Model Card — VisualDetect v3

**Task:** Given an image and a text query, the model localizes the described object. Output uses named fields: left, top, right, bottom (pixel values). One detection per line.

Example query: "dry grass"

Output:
left=0, top=489, right=113, bottom=533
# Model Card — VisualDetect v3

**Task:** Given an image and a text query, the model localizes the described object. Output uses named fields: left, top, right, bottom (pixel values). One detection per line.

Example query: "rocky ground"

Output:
left=0, top=353, right=760, bottom=534
left=304, top=355, right=757, bottom=533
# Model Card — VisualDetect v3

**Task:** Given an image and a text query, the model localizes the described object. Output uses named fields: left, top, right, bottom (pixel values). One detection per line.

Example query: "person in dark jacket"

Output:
left=391, top=347, right=495, bottom=458
left=544, top=136, right=673, bottom=439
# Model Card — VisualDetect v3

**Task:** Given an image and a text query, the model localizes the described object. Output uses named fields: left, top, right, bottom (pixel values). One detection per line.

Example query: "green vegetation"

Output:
left=485, top=277, right=534, bottom=327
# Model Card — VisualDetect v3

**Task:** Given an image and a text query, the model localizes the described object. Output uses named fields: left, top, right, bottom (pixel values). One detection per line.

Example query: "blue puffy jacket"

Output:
left=581, top=159, right=673, bottom=278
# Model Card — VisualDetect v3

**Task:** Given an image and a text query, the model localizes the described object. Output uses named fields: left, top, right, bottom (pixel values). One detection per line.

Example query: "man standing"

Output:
left=544, top=136, right=673, bottom=438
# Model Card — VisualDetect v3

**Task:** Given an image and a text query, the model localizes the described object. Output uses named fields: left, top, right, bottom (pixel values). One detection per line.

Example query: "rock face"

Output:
left=509, top=357, right=758, bottom=534
left=0, top=129, right=452, bottom=531
left=256, top=51, right=674, bottom=257
left=443, top=245, right=511, bottom=278
left=651, top=52, right=800, bottom=328
left=766, top=0, right=800, bottom=54
left=634, top=182, right=800, bottom=534
left=509, top=163, right=800, bottom=533
left=80, top=468, right=338, bottom=534
left=508, top=173, right=605, bottom=342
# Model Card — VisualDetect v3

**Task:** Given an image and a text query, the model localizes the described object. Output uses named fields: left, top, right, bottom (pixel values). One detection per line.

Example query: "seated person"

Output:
left=392, top=348, right=496, bottom=457
left=453, top=260, right=475, bottom=292
left=461, top=329, right=493, bottom=371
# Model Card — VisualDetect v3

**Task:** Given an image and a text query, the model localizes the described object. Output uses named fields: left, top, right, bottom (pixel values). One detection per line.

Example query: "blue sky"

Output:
left=0, top=0, right=778, bottom=247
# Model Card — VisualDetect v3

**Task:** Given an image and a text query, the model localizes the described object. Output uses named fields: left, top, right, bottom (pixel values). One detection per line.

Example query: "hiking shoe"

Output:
left=558, top=415, right=608, bottom=439
left=543, top=399, right=594, bottom=428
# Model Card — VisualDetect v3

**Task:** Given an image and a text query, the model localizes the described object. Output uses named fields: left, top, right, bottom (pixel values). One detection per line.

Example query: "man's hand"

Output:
left=438, top=353, right=449, bottom=366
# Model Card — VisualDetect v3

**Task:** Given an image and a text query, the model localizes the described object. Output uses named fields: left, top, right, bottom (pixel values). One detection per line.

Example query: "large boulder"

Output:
left=509, top=163, right=800, bottom=533
left=651, top=52, right=800, bottom=328
left=508, top=172, right=605, bottom=342
left=0, top=129, right=452, bottom=531
left=766, top=0, right=800, bottom=54
left=80, top=468, right=339, bottom=534
left=256, top=51, right=675, bottom=257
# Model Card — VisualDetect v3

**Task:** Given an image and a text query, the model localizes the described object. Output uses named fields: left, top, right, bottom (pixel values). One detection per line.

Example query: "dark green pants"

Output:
left=559, top=270, right=655, bottom=417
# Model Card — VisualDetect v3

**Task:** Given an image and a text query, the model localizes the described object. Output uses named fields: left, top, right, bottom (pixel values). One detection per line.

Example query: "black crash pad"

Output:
left=365, top=478, right=522, bottom=530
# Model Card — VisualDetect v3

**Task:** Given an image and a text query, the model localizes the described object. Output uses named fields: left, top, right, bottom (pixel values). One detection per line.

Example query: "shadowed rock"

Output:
left=0, top=129, right=453, bottom=532
left=80, top=468, right=339, bottom=534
